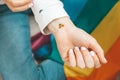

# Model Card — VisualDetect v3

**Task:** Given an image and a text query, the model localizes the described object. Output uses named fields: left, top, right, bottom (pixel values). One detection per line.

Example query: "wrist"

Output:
left=47, top=17, right=74, bottom=36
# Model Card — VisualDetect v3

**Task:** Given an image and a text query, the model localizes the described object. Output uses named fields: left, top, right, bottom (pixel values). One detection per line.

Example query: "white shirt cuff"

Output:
left=31, top=0, right=69, bottom=35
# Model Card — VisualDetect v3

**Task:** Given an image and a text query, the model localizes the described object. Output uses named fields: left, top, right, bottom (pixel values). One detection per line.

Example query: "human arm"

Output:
left=47, top=17, right=107, bottom=68
left=31, top=0, right=107, bottom=68
left=3, top=0, right=107, bottom=68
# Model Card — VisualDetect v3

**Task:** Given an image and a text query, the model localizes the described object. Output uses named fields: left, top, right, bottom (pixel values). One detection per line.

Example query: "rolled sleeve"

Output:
left=31, top=0, right=69, bottom=35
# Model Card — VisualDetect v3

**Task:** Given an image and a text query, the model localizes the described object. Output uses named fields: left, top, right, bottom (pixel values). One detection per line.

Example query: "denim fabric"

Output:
left=0, top=5, right=66, bottom=80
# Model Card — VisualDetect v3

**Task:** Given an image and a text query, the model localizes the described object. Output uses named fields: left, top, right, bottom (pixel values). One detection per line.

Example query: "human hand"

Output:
left=48, top=17, right=107, bottom=69
left=3, top=0, right=33, bottom=12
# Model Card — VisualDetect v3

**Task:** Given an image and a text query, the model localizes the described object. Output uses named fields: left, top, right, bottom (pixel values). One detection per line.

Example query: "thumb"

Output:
left=89, top=41, right=107, bottom=64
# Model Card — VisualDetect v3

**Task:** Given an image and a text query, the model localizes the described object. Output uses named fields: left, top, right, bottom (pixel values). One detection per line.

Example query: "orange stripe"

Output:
left=91, top=1, right=120, bottom=53
left=87, top=37, right=120, bottom=80
left=64, top=1, right=120, bottom=78
left=67, top=77, right=87, bottom=80
left=67, top=37, right=120, bottom=80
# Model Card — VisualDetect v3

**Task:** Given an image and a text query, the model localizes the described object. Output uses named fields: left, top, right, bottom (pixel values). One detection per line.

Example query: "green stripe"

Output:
left=48, top=0, right=118, bottom=63
left=75, top=0, right=118, bottom=33
left=49, top=37, right=64, bottom=64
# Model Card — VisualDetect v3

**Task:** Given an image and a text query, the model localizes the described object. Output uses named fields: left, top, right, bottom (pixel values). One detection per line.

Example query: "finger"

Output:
left=59, top=47, right=69, bottom=62
left=10, top=3, right=33, bottom=12
left=68, top=49, right=76, bottom=67
left=58, top=41, right=73, bottom=62
left=9, top=0, right=32, bottom=7
left=81, top=46, right=94, bottom=68
left=62, top=55, right=71, bottom=66
left=89, top=41, right=107, bottom=64
left=64, top=61, right=71, bottom=67
left=90, top=51, right=101, bottom=68
left=74, top=47, right=85, bottom=68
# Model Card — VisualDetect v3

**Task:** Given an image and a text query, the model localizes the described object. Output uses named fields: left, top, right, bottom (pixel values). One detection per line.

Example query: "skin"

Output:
left=3, top=0, right=33, bottom=12
left=4, top=1, right=107, bottom=69
left=48, top=17, right=107, bottom=68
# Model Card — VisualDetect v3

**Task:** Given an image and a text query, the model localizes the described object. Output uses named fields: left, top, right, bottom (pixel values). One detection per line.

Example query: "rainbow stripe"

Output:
left=33, top=0, right=120, bottom=79
left=64, top=1, right=120, bottom=80
left=49, top=0, right=120, bottom=80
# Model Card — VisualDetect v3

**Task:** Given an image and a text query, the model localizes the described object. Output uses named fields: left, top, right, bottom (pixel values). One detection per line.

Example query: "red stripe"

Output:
left=31, top=32, right=50, bottom=51
left=67, top=37, right=120, bottom=80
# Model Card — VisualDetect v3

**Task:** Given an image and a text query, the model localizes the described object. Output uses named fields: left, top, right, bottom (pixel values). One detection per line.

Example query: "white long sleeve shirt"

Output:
left=0, top=0, right=69, bottom=34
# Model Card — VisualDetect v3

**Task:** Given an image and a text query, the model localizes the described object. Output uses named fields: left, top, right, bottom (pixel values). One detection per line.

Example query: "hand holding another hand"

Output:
left=48, top=17, right=107, bottom=69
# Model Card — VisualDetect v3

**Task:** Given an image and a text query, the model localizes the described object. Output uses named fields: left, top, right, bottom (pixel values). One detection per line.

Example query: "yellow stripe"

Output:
left=64, top=1, right=120, bottom=77
left=64, top=65, right=93, bottom=77
left=91, top=1, right=120, bottom=53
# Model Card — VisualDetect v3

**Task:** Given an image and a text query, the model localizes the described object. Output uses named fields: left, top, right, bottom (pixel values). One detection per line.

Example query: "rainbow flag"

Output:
left=48, top=0, right=120, bottom=80
left=33, top=0, right=120, bottom=80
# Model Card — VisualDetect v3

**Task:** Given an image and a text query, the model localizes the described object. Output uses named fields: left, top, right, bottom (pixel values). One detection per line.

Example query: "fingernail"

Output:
left=104, top=58, right=107, bottom=63
left=69, top=49, right=74, bottom=54
left=75, top=47, right=79, bottom=51
left=90, top=51, right=95, bottom=56
left=81, top=46, right=87, bottom=51
left=28, top=3, right=33, bottom=8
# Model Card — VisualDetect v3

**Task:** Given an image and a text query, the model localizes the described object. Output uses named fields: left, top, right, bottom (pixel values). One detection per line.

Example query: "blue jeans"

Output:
left=0, top=5, right=66, bottom=80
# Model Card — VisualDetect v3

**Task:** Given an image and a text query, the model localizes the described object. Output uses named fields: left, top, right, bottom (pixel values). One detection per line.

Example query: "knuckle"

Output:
left=11, top=3, right=18, bottom=7
left=9, top=0, right=14, bottom=5
left=92, top=38, right=97, bottom=42
left=9, top=1, right=19, bottom=7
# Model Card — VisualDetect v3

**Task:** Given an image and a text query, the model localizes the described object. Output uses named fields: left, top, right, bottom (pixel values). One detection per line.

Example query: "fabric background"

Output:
left=33, top=0, right=120, bottom=80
